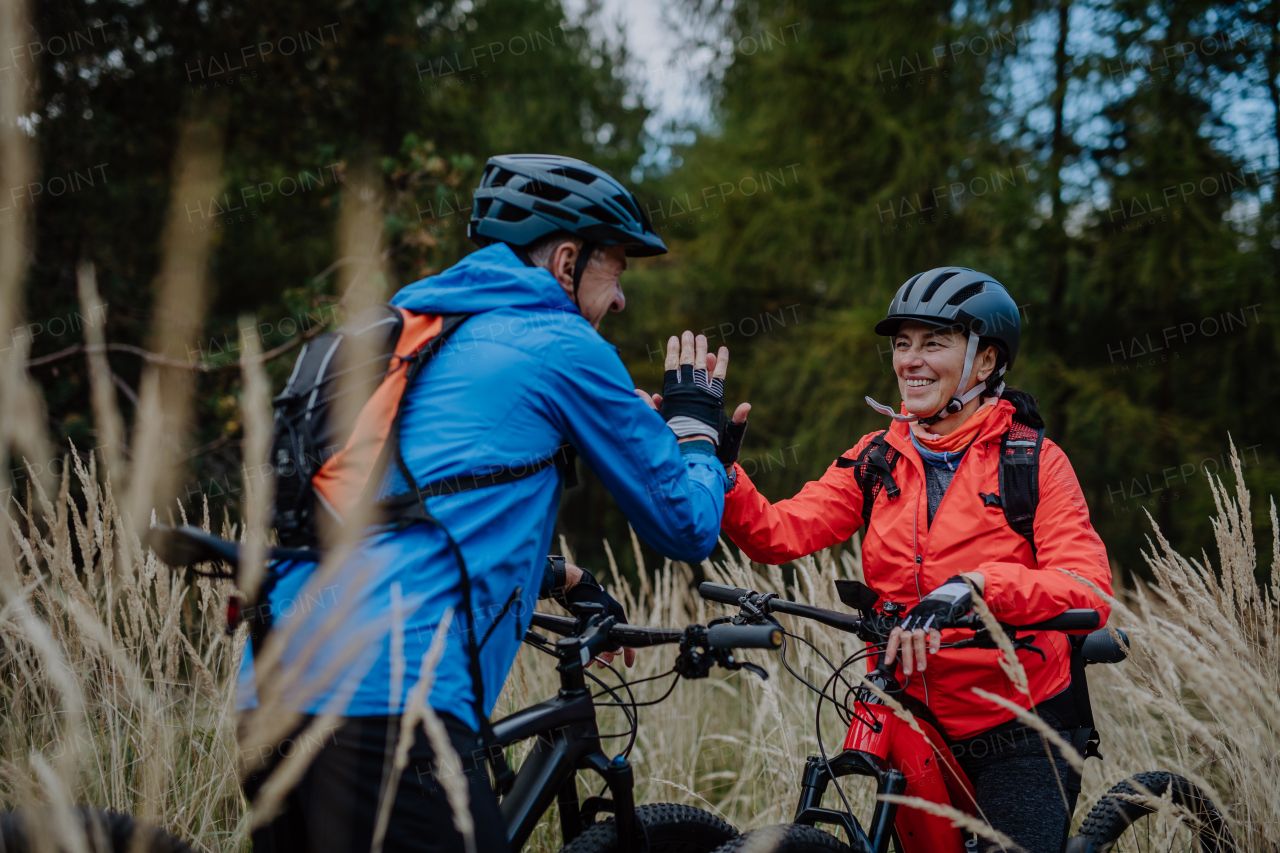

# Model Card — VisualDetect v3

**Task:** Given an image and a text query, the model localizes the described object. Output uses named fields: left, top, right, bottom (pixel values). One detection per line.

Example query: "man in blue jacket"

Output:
left=240, top=154, right=748, bottom=853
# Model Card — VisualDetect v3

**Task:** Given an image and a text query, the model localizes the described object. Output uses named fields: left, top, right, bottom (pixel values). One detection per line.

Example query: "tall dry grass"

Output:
left=3, top=441, right=1278, bottom=851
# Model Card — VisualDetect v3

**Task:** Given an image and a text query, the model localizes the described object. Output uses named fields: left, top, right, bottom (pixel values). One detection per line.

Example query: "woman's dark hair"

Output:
left=979, top=338, right=1044, bottom=430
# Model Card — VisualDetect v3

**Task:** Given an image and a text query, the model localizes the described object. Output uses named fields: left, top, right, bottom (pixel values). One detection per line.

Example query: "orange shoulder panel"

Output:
left=312, top=310, right=443, bottom=521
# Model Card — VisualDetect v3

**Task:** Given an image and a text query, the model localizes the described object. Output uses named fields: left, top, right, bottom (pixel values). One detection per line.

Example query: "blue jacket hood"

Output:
left=391, top=243, right=577, bottom=315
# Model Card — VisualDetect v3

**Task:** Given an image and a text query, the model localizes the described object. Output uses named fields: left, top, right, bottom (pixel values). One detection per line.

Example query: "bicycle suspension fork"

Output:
left=794, top=749, right=906, bottom=853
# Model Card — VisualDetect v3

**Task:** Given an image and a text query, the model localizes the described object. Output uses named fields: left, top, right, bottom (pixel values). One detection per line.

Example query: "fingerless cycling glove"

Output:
left=899, top=575, right=976, bottom=632
left=658, top=363, right=749, bottom=467
left=557, top=569, right=629, bottom=651
left=660, top=364, right=724, bottom=445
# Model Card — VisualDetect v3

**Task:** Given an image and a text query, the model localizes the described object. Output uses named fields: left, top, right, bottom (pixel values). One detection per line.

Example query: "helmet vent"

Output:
left=495, top=203, right=532, bottom=222
left=611, top=193, right=641, bottom=221
left=518, top=181, right=571, bottom=202
left=921, top=270, right=961, bottom=303
left=490, top=168, right=516, bottom=188
left=476, top=198, right=494, bottom=218
left=581, top=204, right=622, bottom=225
left=899, top=272, right=923, bottom=305
left=946, top=282, right=986, bottom=305
left=532, top=200, right=580, bottom=223
left=547, top=166, right=597, bottom=185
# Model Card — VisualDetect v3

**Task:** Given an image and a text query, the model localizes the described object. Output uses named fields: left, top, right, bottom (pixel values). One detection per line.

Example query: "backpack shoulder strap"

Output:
left=835, top=430, right=901, bottom=530
left=997, top=422, right=1045, bottom=547
left=373, top=311, right=522, bottom=793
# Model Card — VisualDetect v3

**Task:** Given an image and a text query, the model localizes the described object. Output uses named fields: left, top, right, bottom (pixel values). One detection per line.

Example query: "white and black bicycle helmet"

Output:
left=867, top=267, right=1021, bottom=425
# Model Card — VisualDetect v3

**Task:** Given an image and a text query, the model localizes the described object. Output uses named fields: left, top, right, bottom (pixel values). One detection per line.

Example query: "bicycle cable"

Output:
left=590, top=667, right=679, bottom=699
left=585, top=659, right=640, bottom=758
left=777, top=633, right=854, bottom=720
left=822, top=653, right=882, bottom=736
left=592, top=668, right=681, bottom=710
left=781, top=629, right=878, bottom=724
left=814, top=668, right=859, bottom=828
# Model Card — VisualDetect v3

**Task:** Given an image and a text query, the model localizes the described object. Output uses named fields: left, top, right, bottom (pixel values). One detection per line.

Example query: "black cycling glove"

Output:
left=558, top=570, right=628, bottom=651
left=553, top=568, right=626, bottom=620
left=718, top=418, right=748, bottom=467
left=659, top=363, right=749, bottom=466
left=899, top=575, right=975, bottom=633
left=660, top=363, right=724, bottom=445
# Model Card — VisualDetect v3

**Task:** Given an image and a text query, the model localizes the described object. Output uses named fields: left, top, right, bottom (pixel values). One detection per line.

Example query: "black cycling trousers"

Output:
left=950, top=709, right=1074, bottom=853
left=243, top=714, right=510, bottom=853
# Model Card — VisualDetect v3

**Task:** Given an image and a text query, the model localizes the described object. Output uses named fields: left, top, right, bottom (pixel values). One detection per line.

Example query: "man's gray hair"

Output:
left=525, top=234, right=602, bottom=271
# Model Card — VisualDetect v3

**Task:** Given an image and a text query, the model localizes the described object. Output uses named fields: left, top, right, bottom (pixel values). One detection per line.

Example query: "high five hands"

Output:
left=636, top=332, right=751, bottom=461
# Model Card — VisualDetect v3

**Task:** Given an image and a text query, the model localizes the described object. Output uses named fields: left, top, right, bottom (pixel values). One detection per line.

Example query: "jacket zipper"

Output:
left=910, top=466, right=929, bottom=707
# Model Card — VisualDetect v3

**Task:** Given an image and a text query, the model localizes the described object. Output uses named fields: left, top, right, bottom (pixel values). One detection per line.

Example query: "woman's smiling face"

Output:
left=892, top=321, right=996, bottom=418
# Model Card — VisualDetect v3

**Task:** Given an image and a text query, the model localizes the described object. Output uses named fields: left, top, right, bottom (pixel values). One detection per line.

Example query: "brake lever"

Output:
left=1012, top=633, right=1047, bottom=661
left=739, top=661, right=768, bottom=680
left=951, top=628, right=1047, bottom=661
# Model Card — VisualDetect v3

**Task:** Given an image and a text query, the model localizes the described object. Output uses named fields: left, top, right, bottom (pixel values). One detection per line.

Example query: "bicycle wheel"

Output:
left=559, top=802, right=738, bottom=853
left=711, top=824, right=852, bottom=853
left=1069, top=772, right=1234, bottom=853
left=0, top=807, right=194, bottom=853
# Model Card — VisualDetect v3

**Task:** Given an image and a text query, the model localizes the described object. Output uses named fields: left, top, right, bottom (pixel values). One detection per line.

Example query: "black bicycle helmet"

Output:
left=468, top=154, right=667, bottom=257
left=875, top=267, right=1020, bottom=364
left=867, top=267, right=1021, bottom=425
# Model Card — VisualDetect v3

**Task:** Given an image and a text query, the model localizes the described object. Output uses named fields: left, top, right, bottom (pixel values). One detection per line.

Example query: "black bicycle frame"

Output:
left=492, top=624, right=643, bottom=853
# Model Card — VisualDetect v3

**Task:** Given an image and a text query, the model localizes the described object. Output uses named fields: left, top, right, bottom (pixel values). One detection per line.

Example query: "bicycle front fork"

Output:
left=793, top=749, right=907, bottom=853
left=559, top=752, right=644, bottom=853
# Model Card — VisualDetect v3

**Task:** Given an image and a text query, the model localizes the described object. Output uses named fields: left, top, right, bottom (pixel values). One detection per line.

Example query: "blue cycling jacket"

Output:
left=237, top=243, right=727, bottom=728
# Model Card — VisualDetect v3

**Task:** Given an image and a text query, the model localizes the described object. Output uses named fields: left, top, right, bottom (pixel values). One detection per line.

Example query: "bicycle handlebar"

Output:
left=528, top=611, right=782, bottom=650
left=996, top=609, right=1100, bottom=632
left=147, top=525, right=322, bottom=570
left=699, top=583, right=752, bottom=607
left=707, top=623, right=786, bottom=650
left=700, top=583, right=864, bottom=631
left=698, top=582, right=1099, bottom=635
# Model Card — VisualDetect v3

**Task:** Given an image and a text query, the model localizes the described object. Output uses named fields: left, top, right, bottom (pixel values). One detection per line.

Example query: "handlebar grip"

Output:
left=607, top=624, right=685, bottom=648
left=529, top=612, right=577, bottom=636
left=699, top=582, right=751, bottom=606
left=706, top=623, right=783, bottom=650
left=1016, top=609, right=1100, bottom=632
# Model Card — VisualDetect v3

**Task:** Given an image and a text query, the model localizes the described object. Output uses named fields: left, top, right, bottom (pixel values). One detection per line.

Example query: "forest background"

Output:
left=14, top=0, right=1280, bottom=585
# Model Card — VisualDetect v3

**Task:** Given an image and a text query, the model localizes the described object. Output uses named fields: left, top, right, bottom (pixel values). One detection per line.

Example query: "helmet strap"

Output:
left=510, top=244, right=535, bottom=267
left=570, top=241, right=595, bottom=306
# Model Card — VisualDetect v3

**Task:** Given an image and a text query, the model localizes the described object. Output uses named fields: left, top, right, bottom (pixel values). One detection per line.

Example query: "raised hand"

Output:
left=635, top=332, right=751, bottom=461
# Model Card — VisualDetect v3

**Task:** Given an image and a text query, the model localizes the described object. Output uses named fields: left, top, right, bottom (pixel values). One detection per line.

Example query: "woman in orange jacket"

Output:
left=721, top=267, right=1112, bottom=852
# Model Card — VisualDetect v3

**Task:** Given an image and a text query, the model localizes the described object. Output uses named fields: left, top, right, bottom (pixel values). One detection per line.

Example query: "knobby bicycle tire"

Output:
left=710, top=824, right=852, bottom=853
left=0, top=807, right=195, bottom=853
left=558, top=802, right=737, bottom=853
left=1072, top=771, right=1234, bottom=853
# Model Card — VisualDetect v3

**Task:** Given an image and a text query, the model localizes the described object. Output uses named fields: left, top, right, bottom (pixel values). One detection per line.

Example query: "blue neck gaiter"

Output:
left=909, top=429, right=968, bottom=472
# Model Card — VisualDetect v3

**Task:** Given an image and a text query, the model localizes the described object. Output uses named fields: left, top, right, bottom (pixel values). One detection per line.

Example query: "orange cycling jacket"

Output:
left=722, top=399, right=1112, bottom=739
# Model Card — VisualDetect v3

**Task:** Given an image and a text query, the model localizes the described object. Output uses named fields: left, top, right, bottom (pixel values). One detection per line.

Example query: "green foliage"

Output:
left=26, top=0, right=648, bottom=505
left=20, top=0, right=1279, bottom=579
left=599, top=0, right=1278, bottom=577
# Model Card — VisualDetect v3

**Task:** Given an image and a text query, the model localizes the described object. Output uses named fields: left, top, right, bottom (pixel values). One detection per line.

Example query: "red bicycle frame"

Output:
left=793, top=702, right=977, bottom=853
